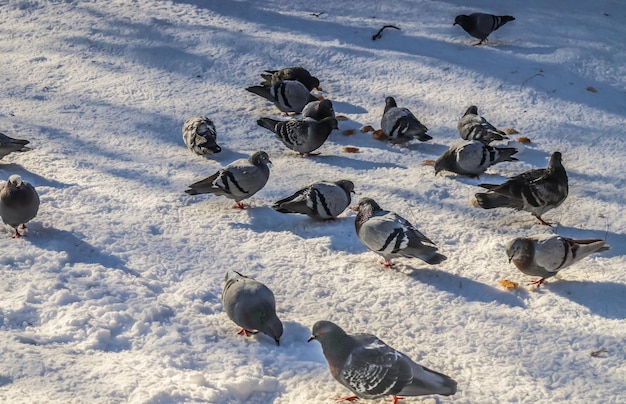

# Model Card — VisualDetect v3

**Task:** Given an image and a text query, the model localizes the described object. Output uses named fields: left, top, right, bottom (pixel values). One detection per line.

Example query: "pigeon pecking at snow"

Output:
left=301, top=99, right=336, bottom=121
left=0, top=174, right=40, bottom=238
left=259, top=66, right=321, bottom=91
left=457, top=105, right=508, bottom=144
left=354, top=197, right=447, bottom=267
left=308, top=320, right=457, bottom=403
left=474, top=152, right=568, bottom=225
left=380, top=96, right=431, bottom=144
left=506, top=234, right=610, bottom=286
left=257, top=116, right=338, bottom=156
left=0, top=132, right=32, bottom=160
left=434, top=140, right=518, bottom=177
left=454, top=13, right=515, bottom=45
left=182, top=116, right=222, bottom=156
left=246, top=80, right=318, bottom=114
left=184, top=151, right=271, bottom=209
left=272, top=180, right=354, bottom=220
left=222, top=271, right=283, bottom=345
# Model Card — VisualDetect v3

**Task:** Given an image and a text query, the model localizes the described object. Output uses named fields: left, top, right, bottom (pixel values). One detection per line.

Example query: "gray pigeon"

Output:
left=454, top=13, right=515, bottom=45
left=434, top=140, right=518, bottom=177
left=182, top=116, right=222, bottom=156
left=457, top=105, right=508, bottom=144
left=302, top=99, right=335, bottom=121
left=246, top=80, right=318, bottom=114
left=0, top=132, right=31, bottom=160
left=257, top=116, right=338, bottom=156
left=260, top=66, right=321, bottom=91
left=381, top=97, right=431, bottom=144
left=475, top=152, right=568, bottom=225
left=355, top=198, right=446, bottom=267
left=272, top=180, right=354, bottom=220
left=0, top=174, right=40, bottom=238
left=222, top=271, right=283, bottom=345
left=185, top=151, right=271, bottom=208
left=506, top=234, right=610, bottom=286
left=308, top=321, right=457, bottom=402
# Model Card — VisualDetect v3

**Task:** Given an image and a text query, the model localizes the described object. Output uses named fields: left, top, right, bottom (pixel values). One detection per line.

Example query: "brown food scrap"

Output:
left=342, top=146, right=360, bottom=153
left=499, top=279, right=519, bottom=290
left=342, top=129, right=356, bottom=136
left=516, top=136, right=531, bottom=144
left=360, top=125, right=375, bottom=133
left=316, top=95, right=325, bottom=101
left=422, top=159, right=436, bottom=166
left=586, top=86, right=598, bottom=93
left=372, top=129, right=388, bottom=141
left=503, top=128, right=519, bottom=135
left=336, top=115, right=350, bottom=121
left=470, top=198, right=479, bottom=208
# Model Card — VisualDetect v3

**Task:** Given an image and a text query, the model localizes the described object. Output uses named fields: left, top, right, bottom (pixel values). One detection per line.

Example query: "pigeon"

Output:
left=184, top=151, right=271, bottom=208
left=474, top=152, right=568, bottom=225
left=308, top=320, right=457, bottom=403
left=301, top=99, right=335, bottom=121
left=182, top=116, right=222, bottom=156
left=257, top=116, right=338, bottom=156
left=260, top=66, right=321, bottom=91
left=506, top=234, right=610, bottom=286
left=0, top=174, right=40, bottom=238
left=222, top=271, right=283, bottom=345
left=457, top=105, right=508, bottom=144
left=454, top=13, right=515, bottom=45
left=380, top=97, right=431, bottom=144
left=354, top=197, right=447, bottom=267
left=434, top=140, right=518, bottom=178
left=272, top=180, right=354, bottom=220
left=246, top=80, right=318, bottom=114
left=0, top=132, right=31, bottom=160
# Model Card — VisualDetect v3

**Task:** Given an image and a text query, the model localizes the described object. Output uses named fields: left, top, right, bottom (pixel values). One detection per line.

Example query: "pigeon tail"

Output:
left=495, top=147, right=519, bottom=163
left=401, top=364, right=458, bottom=397
left=475, top=192, right=523, bottom=210
left=499, top=15, right=515, bottom=25
left=257, top=118, right=280, bottom=133
left=246, top=85, right=273, bottom=102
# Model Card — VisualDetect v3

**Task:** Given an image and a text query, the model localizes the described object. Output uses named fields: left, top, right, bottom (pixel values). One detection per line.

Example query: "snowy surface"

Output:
left=1, top=0, right=625, bottom=403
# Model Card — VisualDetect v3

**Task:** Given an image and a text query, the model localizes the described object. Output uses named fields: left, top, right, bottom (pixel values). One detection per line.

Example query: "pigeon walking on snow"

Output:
left=222, top=271, right=283, bottom=345
left=257, top=116, right=338, bottom=156
left=457, top=105, right=508, bottom=144
left=246, top=80, right=318, bottom=114
left=506, top=234, right=610, bottom=286
left=301, top=99, right=335, bottom=121
left=260, top=66, right=321, bottom=91
left=182, top=116, right=222, bottom=156
left=308, top=320, right=457, bottom=403
left=381, top=97, right=431, bottom=144
left=454, top=13, right=515, bottom=45
left=434, top=140, right=518, bottom=177
left=474, top=152, right=568, bottom=225
left=184, top=151, right=271, bottom=208
left=0, top=132, right=31, bottom=160
left=0, top=174, right=40, bottom=238
left=273, top=180, right=354, bottom=220
left=355, top=197, right=447, bottom=267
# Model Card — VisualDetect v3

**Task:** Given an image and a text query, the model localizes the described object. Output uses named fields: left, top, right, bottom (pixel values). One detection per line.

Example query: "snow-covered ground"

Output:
left=0, top=0, right=624, bottom=402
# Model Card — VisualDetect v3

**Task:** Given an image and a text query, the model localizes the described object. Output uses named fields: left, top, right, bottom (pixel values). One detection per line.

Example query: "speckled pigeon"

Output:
left=0, top=174, right=40, bottom=238
left=246, top=80, right=318, bottom=114
left=0, top=132, right=31, bottom=160
left=308, top=320, right=457, bottom=403
left=457, top=105, right=508, bottom=144
left=380, top=97, right=431, bottom=144
left=260, top=66, right=320, bottom=91
left=454, top=13, right=515, bottom=45
left=182, top=116, right=222, bottom=156
left=222, top=271, right=283, bottom=345
left=434, top=140, right=518, bottom=177
left=257, top=116, right=338, bottom=156
left=302, top=99, right=335, bottom=121
left=272, top=180, right=354, bottom=220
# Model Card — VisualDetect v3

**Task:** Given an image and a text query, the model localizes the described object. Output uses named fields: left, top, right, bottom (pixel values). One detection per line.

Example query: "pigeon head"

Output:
left=307, top=320, right=348, bottom=344
left=384, top=96, right=398, bottom=113
left=463, top=105, right=478, bottom=116
left=453, top=15, right=469, bottom=27
left=434, top=152, right=453, bottom=175
left=310, top=76, right=321, bottom=91
left=260, top=311, right=283, bottom=346
left=547, top=152, right=563, bottom=170
left=505, top=238, right=534, bottom=265
left=249, top=151, right=272, bottom=167
left=336, top=180, right=355, bottom=195
left=357, top=197, right=382, bottom=213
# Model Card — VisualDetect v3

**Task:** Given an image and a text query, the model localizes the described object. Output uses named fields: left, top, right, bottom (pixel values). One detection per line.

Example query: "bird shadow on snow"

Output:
left=0, top=163, right=69, bottom=188
left=545, top=281, right=626, bottom=320
left=330, top=100, right=368, bottom=115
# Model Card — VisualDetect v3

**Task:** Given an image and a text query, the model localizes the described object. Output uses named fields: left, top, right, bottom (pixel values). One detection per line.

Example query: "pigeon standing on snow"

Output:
left=0, top=132, right=31, bottom=160
left=301, top=99, right=335, bottom=121
left=222, top=271, right=283, bottom=345
left=0, top=174, right=40, bottom=238
left=474, top=152, right=568, bottom=225
left=272, top=180, right=354, bottom=220
left=246, top=80, right=318, bottom=114
left=182, top=116, right=222, bottom=156
left=184, top=151, right=271, bottom=208
left=354, top=197, right=447, bottom=267
left=257, top=116, right=338, bottom=156
left=434, top=140, right=518, bottom=177
left=506, top=234, right=610, bottom=286
left=454, top=13, right=515, bottom=45
left=308, top=321, right=457, bottom=402
left=380, top=97, right=431, bottom=144
left=260, top=66, right=321, bottom=91
left=457, top=105, right=508, bottom=144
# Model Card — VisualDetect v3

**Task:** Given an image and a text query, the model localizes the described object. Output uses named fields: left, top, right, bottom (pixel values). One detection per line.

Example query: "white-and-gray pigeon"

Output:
left=246, top=80, right=318, bottom=114
left=185, top=151, right=271, bottom=208
left=506, top=234, right=610, bottom=286
left=475, top=152, right=568, bottom=225
left=457, top=105, right=508, bottom=144
left=260, top=66, right=321, bottom=91
left=272, top=180, right=354, bottom=220
left=0, top=132, right=31, bottom=160
left=434, top=140, right=518, bottom=177
left=454, top=13, right=515, bottom=45
left=380, top=97, right=431, bottom=144
left=222, top=271, right=283, bottom=345
left=308, top=321, right=457, bottom=402
left=182, top=116, right=222, bottom=156
left=355, top=197, right=447, bottom=267
left=302, top=99, right=335, bottom=121
left=0, top=174, right=40, bottom=238
left=257, top=116, right=338, bottom=156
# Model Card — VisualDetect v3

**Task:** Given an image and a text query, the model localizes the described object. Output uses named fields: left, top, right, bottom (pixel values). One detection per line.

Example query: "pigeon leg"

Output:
left=237, top=328, right=258, bottom=337
left=333, top=396, right=358, bottom=402
left=20, top=223, right=26, bottom=229
left=233, top=202, right=246, bottom=209
left=12, top=229, right=22, bottom=238
left=382, top=260, right=394, bottom=268
left=530, top=278, right=547, bottom=287
left=392, top=396, right=404, bottom=404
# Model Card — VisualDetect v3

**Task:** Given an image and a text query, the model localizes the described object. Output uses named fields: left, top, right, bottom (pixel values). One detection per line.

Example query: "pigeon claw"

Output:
left=530, top=278, right=547, bottom=287
left=392, top=396, right=405, bottom=404
left=12, top=229, right=22, bottom=238
left=382, top=260, right=394, bottom=268
left=334, top=396, right=358, bottom=402
left=233, top=202, right=246, bottom=209
left=237, top=328, right=258, bottom=337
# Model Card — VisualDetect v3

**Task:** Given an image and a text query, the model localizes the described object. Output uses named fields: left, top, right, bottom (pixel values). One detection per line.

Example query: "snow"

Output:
left=0, top=0, right=625, bottom=402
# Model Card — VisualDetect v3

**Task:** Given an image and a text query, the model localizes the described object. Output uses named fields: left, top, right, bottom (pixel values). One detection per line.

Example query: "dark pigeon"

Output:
left=454, top=13, right=515, bottom=45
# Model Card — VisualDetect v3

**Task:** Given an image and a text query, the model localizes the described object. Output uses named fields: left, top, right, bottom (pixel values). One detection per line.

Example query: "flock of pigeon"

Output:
left=0, top=11, right=613, bottom=403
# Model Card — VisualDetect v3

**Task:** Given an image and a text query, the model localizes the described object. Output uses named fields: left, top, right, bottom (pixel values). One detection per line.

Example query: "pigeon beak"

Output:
left=275, top=338, right=280, bottom=346
left=307, top=335, right=316, bottom=343
left=508, top=256, right=513, bottom=264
